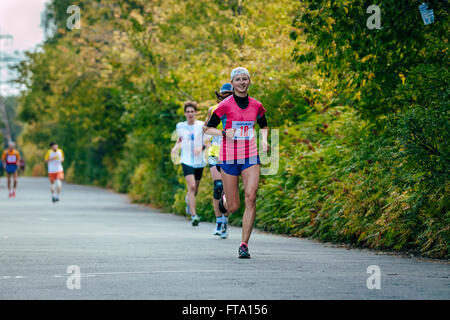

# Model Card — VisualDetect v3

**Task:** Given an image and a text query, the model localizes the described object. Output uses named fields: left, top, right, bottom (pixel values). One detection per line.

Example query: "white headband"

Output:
left=230, top=67, right=250, bottom=81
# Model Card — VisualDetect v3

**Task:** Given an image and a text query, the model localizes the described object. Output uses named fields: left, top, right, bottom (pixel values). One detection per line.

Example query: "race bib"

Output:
left=232, top=121, right=254, bottom=140
left=6, top=155, right=17, bottom=163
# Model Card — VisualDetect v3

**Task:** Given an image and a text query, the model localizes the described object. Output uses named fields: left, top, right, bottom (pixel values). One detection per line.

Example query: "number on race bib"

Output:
left=232, top=121, right=254, bottom=140
left=240, top=125, right=249, bottom=137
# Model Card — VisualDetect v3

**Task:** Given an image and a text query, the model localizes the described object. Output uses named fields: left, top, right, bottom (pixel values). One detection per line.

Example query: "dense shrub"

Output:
left=13, top=0, right=449, bottom=258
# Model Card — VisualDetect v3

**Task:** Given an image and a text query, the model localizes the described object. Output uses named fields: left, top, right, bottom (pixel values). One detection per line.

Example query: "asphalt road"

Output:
left=0, top=177, right=448, bottom=299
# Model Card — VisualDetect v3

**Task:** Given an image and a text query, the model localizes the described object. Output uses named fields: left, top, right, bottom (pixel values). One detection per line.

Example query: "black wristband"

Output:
left=202, top=145, right=206, bottom=151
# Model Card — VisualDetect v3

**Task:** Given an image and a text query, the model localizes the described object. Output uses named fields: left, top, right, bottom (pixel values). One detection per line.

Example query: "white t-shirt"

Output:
left=45, top=149, right=64, bottom=173
left=176, top=120, right=209, bottom=168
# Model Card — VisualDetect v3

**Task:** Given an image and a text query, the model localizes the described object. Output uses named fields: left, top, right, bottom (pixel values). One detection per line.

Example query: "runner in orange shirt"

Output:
left=1, top=141, right=21, bottom=197
left=44, top=142, right=65, bottom=203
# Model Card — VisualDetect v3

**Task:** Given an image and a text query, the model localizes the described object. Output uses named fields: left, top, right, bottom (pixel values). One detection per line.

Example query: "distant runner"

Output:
left=2, top=141, right=21, bottom=197
left=18, top=158, right=25, bottom=176
left=204, top=83, right=233, bottom=238
left=205, top=67, right=268, bottom=258
left=44, top=142, right=65, bottom=203
left=172, top=101, right=210, bottom=226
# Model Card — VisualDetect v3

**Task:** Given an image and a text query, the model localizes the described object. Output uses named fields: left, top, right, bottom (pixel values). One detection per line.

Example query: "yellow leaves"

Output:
left=129, top=9, right=145, bottom=25
left=327, top=17, right=335, bottom=26
left=368, top=72, right=375, bottom=80
left=398, top=73, right=405, bottom=84
left=360, top=54, right=376, bottom=63
left=91, top=135, right=106, bottom=144
left=344, top=6, right=348, bottom=14
left=74, top=38, right=87, bottom=47
left=234, top=18, right=250, bottom=39
left=129, top=75, right=141, bottom=85
left=346, top=78, right=353, bottom=88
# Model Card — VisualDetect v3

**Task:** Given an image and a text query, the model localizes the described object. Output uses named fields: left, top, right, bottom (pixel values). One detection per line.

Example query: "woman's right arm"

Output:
left=204, top=107, right=236, bottom=138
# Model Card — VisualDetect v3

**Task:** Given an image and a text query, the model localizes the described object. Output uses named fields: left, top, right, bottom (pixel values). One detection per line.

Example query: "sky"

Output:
left=0, top=0, right=49, bottom=96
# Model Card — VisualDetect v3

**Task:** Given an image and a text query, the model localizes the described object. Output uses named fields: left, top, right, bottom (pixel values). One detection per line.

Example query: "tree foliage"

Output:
left=290, top=0, right=449, bottom=257
left=14, top=0, right=449, bottom=258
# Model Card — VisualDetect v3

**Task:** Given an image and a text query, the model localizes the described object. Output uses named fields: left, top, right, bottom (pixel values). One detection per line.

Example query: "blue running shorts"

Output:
left=6, top=164, right=18, bottom=173
left=218, top=156, right=260, bottom=176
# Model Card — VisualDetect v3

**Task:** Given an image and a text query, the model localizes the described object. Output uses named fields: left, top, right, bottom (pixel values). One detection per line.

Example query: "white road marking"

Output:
left=50, top=270, right=281, bottom=278
left=1, top=276, right=25, bottom=280
left=2, top=269, right=282, bottom=281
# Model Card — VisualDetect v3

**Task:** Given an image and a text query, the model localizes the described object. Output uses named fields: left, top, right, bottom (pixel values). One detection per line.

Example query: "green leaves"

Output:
left=288, top=0, right=449, bottom=258
left=12, top=0, right=448, bottom=258
left=292, top=0, right=448, bottom=119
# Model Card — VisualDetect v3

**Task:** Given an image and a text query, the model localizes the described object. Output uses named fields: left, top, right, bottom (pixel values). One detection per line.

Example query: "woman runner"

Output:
left=205, top=67, right=268, bottom=258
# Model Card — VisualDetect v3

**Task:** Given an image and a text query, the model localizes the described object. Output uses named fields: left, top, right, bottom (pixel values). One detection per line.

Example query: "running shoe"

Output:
left=238, top=243, right=251, bottom=259
left=8, top=192, right=12, bottom=198
left=191, top=215, right=200, bottom=226
left=12, top=191, right=16, bottom=197
left=220, top=223, right=228, bottom=239
left=213, top=222, right=222, bottom=236
left=52, top=196, right=56, bottom=203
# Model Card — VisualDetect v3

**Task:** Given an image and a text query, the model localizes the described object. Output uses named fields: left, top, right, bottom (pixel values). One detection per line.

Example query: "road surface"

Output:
left=0, top=177, right=448, bottom=299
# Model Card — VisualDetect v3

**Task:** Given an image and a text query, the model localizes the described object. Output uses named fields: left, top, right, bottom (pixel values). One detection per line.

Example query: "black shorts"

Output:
left=208, top=164, right=221, bottom=172
left=181, top=164, right=204, bottom=181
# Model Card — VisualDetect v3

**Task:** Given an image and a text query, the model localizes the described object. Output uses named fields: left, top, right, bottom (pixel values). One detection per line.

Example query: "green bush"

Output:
left=14, top=0, right=449, bottom=259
